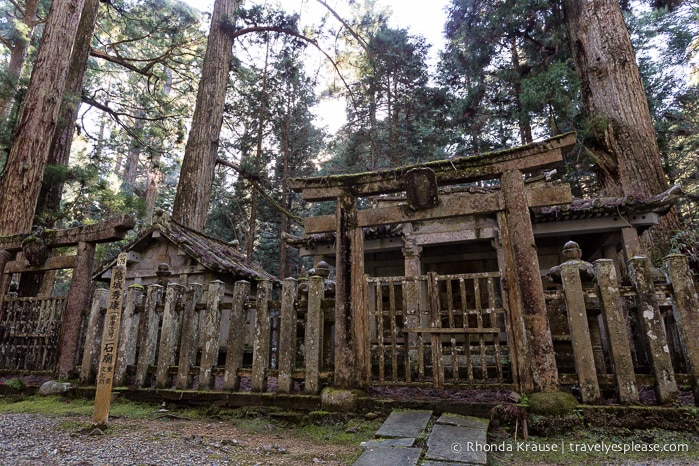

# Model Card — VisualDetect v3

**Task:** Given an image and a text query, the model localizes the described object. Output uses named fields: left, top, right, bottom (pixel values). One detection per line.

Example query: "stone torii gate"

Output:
left=289, top=132, right=578, bottom=393
left=0, top=215, right=135, bottom=378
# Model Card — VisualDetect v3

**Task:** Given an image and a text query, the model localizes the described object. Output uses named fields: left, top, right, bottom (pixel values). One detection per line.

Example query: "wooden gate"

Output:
left=367, top=272, right=513, bottom=388
left=0, top=296, right=66, bottom=372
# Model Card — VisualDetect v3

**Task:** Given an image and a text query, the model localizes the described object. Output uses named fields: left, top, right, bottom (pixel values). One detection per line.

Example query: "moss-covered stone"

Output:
left=528, top=391, right=579, bottom=416
left=528, top=412, right=584, bottom=436
left=320, top=387, right=366, bottom=413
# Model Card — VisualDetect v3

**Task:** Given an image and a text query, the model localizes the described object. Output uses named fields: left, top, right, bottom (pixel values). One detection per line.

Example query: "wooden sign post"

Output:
left=92, top=253, right=127, bottom=427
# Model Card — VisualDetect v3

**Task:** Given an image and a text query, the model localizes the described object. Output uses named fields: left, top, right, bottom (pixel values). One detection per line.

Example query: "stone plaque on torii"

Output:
left=0, top=214, right=135, bottom=379
left=289, top=132, right=577, bottom=393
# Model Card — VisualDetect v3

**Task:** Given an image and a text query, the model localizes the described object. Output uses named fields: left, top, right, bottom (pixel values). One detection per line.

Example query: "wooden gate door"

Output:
left=0, top=296, right=66, bottom=372
left=367, top=272, right=514, bottom=388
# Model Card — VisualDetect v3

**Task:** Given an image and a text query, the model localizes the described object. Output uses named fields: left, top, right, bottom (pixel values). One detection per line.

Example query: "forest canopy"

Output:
left=0, top=0, right=697, bottom=276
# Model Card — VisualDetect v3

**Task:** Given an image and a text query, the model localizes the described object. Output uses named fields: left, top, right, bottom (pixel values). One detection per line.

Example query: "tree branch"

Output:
left=216, top=157, right=304, bottom=225
left=89, top=48, right=156, bottom=77
left=225, top=25, right=358, bottom=112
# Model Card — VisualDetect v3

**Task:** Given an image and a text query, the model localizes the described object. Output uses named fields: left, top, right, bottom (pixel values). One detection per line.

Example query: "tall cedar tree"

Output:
left=0, top=0, right=86, bottom=237
left=563, top=0, right=681, bottom=253
left=171, top=0, right=239, bottom=231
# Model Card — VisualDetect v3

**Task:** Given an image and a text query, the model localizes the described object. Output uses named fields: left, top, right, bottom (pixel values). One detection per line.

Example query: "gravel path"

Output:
left=0, top=413, right=359, bottom=465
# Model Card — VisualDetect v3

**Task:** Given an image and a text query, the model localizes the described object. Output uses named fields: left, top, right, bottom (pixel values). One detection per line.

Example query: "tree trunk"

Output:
left=37, top=0, right=101, bottom=224
left=122, top=110, right=146, bottom=186
left=563, top=0, right=680, bottom=252
left=171, top=0, right=240, bottom=231
left=0, top=0, right=41, bottom=123
left=0, top=0, right=87, bottom=237
left=511, top=37, right=533, bottom=145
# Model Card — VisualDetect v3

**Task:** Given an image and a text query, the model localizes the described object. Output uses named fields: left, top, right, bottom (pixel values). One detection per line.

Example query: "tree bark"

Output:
left=563, top=0, right=680, bottom=251
left=0, top=0, right=87, bottom=237
left=37, top=0, right=101, bottom=223
left=171, top=0, right=240, bottom=231
left=0, top=0, right=41, bottom=123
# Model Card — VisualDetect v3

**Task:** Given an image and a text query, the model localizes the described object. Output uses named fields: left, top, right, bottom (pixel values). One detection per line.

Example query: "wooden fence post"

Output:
left=594, top=259, right=639, bottom=403
left=628, top=256, right=679, bottom=404
left=278, top=278, right=297, bottom=393
left=223, top=280, right=250, bottom=391
left=561, top=262, right=600, bottom=402
left=176, top=283, right=202, bottom=390
left=199, top=280, right=224, bottom=391
left=305, top=276, right=324, bottom=394
left=664, top=254, right=699, bottom=405
left=92, top=253, right=127, bottom=427
left=114, top=284, right=143, bottom=387
left=252, top=279, right=272, bottom=392
left=135, top=284, right=164, bottom=388
left=79, top=289, right=108, bottom=385
left=155, top=283, right=184, bottom=389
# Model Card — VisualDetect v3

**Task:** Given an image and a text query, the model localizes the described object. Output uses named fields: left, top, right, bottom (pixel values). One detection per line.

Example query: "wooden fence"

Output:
left=367, top=272, right=511, bottom=389
left=0, top=296, right=66, bottom=373
left=546, top=254, right=699, bottom=405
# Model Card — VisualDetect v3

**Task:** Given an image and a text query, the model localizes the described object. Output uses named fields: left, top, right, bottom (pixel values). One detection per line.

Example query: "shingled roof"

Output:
left=94, top=219, right=277, bottom=282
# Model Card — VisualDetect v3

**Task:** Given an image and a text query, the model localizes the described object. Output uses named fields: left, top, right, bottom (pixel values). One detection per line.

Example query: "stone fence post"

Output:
left=594, top=259, right=638, bottom=403
left=664, top=254, right=699, bottom=405
left=223, top=280, right=250, bottom=392
left=176, top=283, right=202, bottom=390
left=628, top=256, right=679, bottom=404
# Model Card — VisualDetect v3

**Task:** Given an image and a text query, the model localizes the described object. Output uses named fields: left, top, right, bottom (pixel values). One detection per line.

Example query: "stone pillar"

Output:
left=114, top=284, right=143, bottom=387
left=251, top=279, right=272, bottom=392
left=402, top=230, right=421, bottom=382
left=135, top=284, right=164, bottom=388
left=56, top=241, right=96, bottom=379
left=595, top=259, right=639, bottom=403
left=664, top=254, right=699, bottom=405
left=199, top=280, right=224, bottom=391
left=223, top=280, right=250, bottom=391
left=501, top=169, right=557, bottom=392
left=334, top=193, right=369, bottom=389
left=305, top=276, right=325, bottom=394
left=621, top=227, right=642, bottom=261
left=176, top=283, right=202, bottom=390
left=561, top=261, right=600, bottom=402
left=155, top=283, right=184, bottom=389
left=628, top=256, right=679, bottom=404
left=277, top=278, right=297, bottom=393
left=79, top=288, right=108, bottom=385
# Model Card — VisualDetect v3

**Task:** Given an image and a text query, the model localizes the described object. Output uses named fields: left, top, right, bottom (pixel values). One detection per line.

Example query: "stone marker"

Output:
left=375, top=409, right=433, bottom=438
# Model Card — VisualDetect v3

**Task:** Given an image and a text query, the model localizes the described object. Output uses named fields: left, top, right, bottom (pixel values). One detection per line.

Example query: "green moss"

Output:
left=528, top=391, right=579, bottom=416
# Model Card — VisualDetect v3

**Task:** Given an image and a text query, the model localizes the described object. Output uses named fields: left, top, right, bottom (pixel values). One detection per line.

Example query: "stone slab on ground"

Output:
left=422, top=462, right=485, bottom=466
left=426, top=423, right=488, bottom=464
left=352, top=446, right=423, bottom=466
left=363, top=437, right=416, bottom=449
left=436, top=413, right=490, bottom=430
left=374, top=409, right=433, bottom=438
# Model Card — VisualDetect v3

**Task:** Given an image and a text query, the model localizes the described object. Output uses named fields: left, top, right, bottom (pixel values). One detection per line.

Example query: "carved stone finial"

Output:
left=562, top=240, right=582, bottom=261
left=156, top=262, right=171, bottom=285
left=546, top=240, right=594, bottom=283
